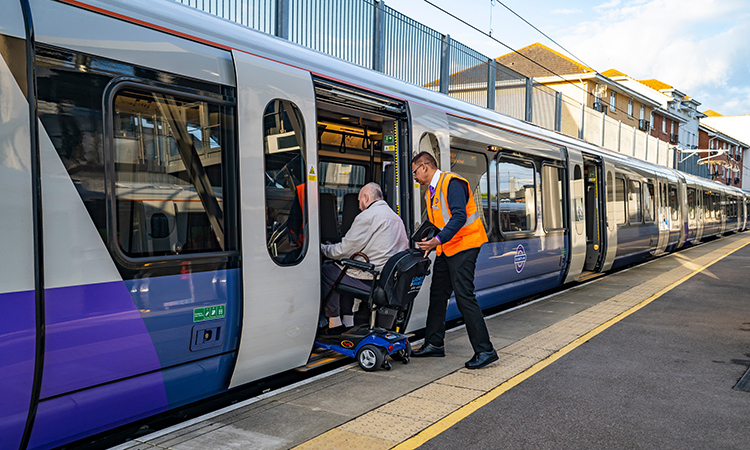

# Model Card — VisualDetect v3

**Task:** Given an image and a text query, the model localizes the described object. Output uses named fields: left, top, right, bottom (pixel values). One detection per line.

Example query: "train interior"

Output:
left=312, top=80, right=410, bottom=328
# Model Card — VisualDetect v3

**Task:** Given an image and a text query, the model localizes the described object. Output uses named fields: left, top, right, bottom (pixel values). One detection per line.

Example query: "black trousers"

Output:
left=424, top=247, right=493, bottom=354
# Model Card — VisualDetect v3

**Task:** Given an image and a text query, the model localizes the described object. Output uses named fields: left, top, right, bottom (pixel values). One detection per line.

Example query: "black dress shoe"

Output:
left=465, top=349, right=498, bottom=369
left=412, top=343, right=445, bottom=357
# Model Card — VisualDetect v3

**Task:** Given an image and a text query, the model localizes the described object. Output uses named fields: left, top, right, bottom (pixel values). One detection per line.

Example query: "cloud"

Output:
left=550, top=8, right=582, bottom=15
left=558, top=0, right=750, bottom=114
left=594, top=0, right=621, bottom=12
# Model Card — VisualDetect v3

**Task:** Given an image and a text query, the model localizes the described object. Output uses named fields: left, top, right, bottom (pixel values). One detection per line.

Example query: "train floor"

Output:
left=111, top=233, right=750, bottom=450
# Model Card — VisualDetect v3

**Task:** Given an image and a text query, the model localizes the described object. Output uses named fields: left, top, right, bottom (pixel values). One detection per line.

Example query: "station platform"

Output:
left=112, top=233, right=750, bottom=450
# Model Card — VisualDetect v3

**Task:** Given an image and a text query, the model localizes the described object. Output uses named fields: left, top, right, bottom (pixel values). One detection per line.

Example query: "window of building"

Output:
left=610, top=91, right=616, bottom=112
left=497, top=158, right=536, bottom=233
left=263, top=99, right=308, bottom=265
left=650, top=112, right=654, bottom=130
left=111, top=88, right=233, bottom=259
left=640, top=104, right=645, bottom=120
left=628, top=179, right=642, bottom=223
left=671, top=121, right=675, bottom=135
left=628, top=98, right=633, bottom=117
left=662, top=118, right=666, bottom=134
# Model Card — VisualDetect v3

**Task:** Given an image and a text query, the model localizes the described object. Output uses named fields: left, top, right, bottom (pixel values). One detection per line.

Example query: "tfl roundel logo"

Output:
left=514, top=244, right=527, bottom=273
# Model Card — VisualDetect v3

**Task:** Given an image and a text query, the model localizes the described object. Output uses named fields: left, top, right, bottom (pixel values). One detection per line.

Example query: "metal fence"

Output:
left=174, top=0, right=707, bottom=175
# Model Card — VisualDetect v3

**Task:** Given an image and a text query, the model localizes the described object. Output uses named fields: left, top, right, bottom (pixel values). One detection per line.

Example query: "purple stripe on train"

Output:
left=40, top=280, right=164, bottom=398
left=0, top=289, right=36, bottom=450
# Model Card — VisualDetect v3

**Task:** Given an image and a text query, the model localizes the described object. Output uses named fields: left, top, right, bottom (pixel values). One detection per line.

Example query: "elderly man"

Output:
left=320, top=182, right=408, bottom=334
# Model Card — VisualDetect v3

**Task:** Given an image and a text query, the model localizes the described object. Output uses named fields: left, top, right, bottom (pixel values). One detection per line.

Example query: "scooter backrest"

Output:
left=375, top=249, right=431, bottom=309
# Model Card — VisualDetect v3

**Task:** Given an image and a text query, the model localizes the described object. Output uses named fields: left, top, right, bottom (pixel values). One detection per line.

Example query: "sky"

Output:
left=388, top=0, right=750, bottom=116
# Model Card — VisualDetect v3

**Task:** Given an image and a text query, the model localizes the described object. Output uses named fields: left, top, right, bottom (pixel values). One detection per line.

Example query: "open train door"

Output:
left=564, top=148, right=586, bottom=283
left=230, top=50, right=321, bottom=387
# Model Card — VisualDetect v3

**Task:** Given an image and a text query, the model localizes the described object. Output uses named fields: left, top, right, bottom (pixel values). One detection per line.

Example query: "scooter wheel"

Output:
left=357, top=345, right=384, bottom=372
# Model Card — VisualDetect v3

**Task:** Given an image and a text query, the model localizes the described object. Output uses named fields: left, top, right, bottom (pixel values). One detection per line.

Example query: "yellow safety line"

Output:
left=392, top=236, right=750, bottom=450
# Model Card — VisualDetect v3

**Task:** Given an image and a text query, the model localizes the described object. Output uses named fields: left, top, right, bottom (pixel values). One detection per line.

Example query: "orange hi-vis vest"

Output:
left=425, top=171, right=488, bottom=256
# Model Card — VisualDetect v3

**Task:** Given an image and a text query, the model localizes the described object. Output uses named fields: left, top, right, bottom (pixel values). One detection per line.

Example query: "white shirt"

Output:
left=321, top=200, right=409, bottom=279
left=429, top=169, right=442, bottom=196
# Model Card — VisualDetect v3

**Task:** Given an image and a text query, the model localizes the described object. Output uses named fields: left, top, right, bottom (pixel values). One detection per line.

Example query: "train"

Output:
left=1, top=0, right=748, bottom=448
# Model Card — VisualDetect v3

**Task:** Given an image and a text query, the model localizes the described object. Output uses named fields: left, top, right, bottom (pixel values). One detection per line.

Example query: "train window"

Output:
left=542, top=165, right=564, bottom=231
left=319, top=161, right=366, bottom=221
left=628, top=180, right=642, bottom=223
left=644, top=182, right=655, bottom=222
left=451, top=149, right=490, bottom=233
left=111, top=88, right=231, bottom=258
left=703, top=191, right=711, bottom=219
left=263, top=99, right=308, bottom=265
left=606, top=171, right=615, bottom=231
left=497, top=158, right=536, bottom=233
left=615, top=177, right=626, bottom=225
left=573, top=165, right=584, bottom=235
left=669, top=185, right=680, bottom=223
left=687, top=188, right=696, bottom=220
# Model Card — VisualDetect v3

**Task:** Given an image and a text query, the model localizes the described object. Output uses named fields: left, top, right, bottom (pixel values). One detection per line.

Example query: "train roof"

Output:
left=46, top=0, right=748, bottom=194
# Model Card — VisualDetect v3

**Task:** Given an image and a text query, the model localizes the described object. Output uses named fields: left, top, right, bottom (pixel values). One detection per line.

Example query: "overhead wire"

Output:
left=421, top=0, right=598, bottom=101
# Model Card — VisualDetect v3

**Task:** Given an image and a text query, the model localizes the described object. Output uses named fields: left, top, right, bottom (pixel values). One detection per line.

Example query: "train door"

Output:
left=582, top=154, right=606, bottom=272
left=311, top=79, right=410, bottom=335
left=694, top=187, right=705, bottom=242
left=231, top=51, right=320, bottom=387
left=563, top=149, right=586, bottom=283
left=601, top=160, right=618, bottom=271
left=653, top=177, right=669, bottom=254
left=405, top=104, right=449, bottom=330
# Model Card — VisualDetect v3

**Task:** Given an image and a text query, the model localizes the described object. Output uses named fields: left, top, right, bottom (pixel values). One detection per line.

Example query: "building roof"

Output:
left=639, top=79, right=673, bottom=91
left=703, top=110, right=723, bottom=117
left=496, top=43, right=593, bottom=78
left=601, top=69, right=627, bottom=77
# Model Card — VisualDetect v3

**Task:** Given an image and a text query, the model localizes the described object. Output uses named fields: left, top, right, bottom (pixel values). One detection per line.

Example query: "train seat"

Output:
left=319, top=192, right=340, bottom=243
left=340, top=192, right=360, bottom=236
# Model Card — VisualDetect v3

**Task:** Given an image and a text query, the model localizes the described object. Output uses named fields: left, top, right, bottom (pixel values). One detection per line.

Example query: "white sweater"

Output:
left=321, top=200, right=409, bottom=279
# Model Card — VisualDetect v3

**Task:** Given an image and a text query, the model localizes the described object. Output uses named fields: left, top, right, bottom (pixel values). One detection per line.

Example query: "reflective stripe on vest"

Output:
left=426, top=172, right=488, bottom=256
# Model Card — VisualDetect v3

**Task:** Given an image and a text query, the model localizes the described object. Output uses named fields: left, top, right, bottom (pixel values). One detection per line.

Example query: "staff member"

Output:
left=411, top=151, right=498, bottom=369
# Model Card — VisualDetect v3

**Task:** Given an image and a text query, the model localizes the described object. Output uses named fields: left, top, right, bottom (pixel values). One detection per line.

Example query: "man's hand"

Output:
left=416, top=236, right=439, bottom=257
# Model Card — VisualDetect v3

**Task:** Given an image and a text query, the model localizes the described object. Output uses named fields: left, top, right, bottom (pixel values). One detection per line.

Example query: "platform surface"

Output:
left=111, top=233, right=750, bottom=450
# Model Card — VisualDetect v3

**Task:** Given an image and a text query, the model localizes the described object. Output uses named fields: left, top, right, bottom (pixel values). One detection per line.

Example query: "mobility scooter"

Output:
left=315, top=249, right=431, bottom=371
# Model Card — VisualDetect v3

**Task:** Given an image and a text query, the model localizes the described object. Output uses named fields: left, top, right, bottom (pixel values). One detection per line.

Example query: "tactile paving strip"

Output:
left=294, top=428, right=396, bottom=450
left=291, top=235, right=750, bottom=450
left=407, top=383, right=484, bottom=405
left=377, top=396, right=462, bottom=422
left=339, top=411, right=431, bottom=442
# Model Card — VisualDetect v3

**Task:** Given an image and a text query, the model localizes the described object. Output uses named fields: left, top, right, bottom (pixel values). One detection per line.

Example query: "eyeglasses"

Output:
left=412, top=163, right=425, bottom=176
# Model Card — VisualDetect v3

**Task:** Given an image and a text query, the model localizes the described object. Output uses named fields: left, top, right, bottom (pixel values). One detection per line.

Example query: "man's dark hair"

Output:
left=412, top=151, right=437, bottom=167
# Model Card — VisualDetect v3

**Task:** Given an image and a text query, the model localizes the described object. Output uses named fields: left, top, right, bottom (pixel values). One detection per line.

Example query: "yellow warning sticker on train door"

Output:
left=308, top=166, right=317, bottom=182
